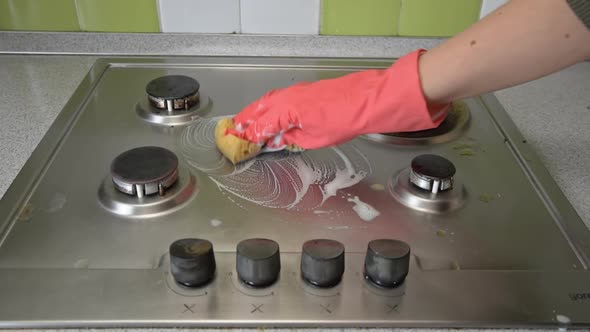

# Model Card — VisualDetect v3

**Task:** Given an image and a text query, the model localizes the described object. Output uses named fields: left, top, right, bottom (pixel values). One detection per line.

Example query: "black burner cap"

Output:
left=146, top=75, right=200, bottom=99
left=111, top=146, right=178, bottom=184
left=411, top=154, right=456, bottom=179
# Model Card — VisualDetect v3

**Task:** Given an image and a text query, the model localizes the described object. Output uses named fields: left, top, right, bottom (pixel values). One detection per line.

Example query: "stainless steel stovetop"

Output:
left=0, top=57, right=589, bottom=329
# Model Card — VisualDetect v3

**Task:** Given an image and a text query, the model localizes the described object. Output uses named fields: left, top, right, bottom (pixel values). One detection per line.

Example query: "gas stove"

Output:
left=0, top=57, right=589, bottom=329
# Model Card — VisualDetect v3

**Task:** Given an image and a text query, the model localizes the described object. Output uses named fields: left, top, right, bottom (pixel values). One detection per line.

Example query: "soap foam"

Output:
left=180, top=117, right=372, bottom=211
left=210, top=219, right=223, bottom=227
left=347, top=196, right=380, bottom=221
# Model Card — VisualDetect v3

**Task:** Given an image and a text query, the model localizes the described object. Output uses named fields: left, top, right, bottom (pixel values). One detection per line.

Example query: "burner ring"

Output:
left=146, top=75, right=200, bottom=111
left=110, top=146, right=179, bottom=198
left=364, top=101, right=470, bottom=146
left=389, top=168, right=466, bottom=214
left=98, top=165, right=197, bottom=218
left=136, top=95, right=212, bottom=126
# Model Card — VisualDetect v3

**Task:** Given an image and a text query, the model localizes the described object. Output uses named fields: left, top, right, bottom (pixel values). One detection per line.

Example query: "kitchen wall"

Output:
left=0, top=0, right=507, bottom=37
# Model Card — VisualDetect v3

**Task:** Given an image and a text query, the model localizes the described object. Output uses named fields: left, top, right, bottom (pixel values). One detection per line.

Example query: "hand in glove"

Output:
left=228, top=49, right=449, bottom=150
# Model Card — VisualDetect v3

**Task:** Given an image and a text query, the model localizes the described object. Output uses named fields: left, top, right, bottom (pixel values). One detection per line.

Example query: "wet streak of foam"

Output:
left=179, top=117, right=372, bottom=211
left=347, top=196, right=380, bottom=221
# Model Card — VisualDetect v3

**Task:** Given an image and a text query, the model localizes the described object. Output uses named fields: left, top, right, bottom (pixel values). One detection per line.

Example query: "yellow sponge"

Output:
left=215, top=118, right=261, bottom=164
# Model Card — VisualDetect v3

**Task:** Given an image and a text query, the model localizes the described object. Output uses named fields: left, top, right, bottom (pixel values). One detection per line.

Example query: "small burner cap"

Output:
left=146, top=75, right=200, bottom=111
left=111, top=146, right=179, bottom=197
left=146, top=75, right=200, bottom=99
left=410, top=154, right=455, bottom=194
left=411, top=154, right=456, bottom=179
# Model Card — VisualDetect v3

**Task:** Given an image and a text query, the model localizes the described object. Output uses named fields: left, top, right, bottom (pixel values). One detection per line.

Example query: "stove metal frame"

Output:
left=0, top=57, right=589, bottom=329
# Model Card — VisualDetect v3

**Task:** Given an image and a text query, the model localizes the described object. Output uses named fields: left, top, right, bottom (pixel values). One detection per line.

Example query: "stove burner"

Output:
left=146, top=75, right=200, bottom=112
left=389, top=154, right=465, bottom=213
left=111, top=146, right=179, bottom=198
left=364, top=102, right=470, bottom=145
left=137, top=76, right=212, bottom=126
left=410, top=154, right=455, bottom=194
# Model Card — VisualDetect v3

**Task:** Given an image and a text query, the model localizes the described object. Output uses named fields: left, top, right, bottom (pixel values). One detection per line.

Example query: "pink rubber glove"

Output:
left=230, top=49, right=449, bottom=150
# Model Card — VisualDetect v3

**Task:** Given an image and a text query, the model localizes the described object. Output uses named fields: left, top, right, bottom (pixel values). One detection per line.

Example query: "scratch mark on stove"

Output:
left=46, top=193, right=66, bottom=213
left=320, top=304, right=332, bottom=314
left=183, top=304, right=195, bottom=313
left=386, top=304, right=399, bottom=314
left=73, top=259, right=89, bottom=269
left=250, top=303, right=264, bottom=313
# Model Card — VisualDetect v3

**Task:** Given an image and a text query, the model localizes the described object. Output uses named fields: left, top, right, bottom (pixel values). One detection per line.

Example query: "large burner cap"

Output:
left=410, top=154, right=455, bottom=194
left=111, top=146, right=179, bottom=198
left=364, top=102, right=470, bottom=145
left=146, top=75, right=200, bottom=111
left=146, top=75, right=200, bottom=99
left=386, top=105, right=463, bottom=139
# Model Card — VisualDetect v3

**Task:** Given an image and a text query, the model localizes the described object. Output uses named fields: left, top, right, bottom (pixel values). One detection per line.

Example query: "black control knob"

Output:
left=170, top=238, right=216, bottom=287
left=301, top=239, right=345, bottom=288
left=410, top=154, right=456, bottom=194
left=364, top=239, right=410, bottom=288
left=236, top=238, right=281, bottom=287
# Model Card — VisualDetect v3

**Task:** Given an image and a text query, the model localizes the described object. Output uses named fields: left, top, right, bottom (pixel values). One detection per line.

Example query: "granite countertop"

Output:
left=0, top=33, right=588, bottom=331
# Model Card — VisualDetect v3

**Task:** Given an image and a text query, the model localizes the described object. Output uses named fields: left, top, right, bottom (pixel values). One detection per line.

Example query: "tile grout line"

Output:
left=398, top=0, right=403, bottom=37
left=156, top=0, right=164, bottom=33
left=479, top=0, right=484, bottom=19
left=317, top=0, right=322, bottom=35
left=73, top=0, right=82, bottom=31
left=237, top=0, right=242, bottom=34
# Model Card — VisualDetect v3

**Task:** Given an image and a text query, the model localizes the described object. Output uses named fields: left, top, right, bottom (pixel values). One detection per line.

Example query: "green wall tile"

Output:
left=0, top=0, right=79, bottom=31
left=76, top=0, right=159, bottom=32
left=321, top=0, right=401, bottom=36
left=399, top=0, right=481, bottom=37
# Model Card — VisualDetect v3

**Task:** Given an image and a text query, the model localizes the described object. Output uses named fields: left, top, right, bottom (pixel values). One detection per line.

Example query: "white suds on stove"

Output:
left=210, top=219, right=223, bottom=227
left=180, top=117, right=371, bottom=211
left=347, top=196, right=380, bottom=221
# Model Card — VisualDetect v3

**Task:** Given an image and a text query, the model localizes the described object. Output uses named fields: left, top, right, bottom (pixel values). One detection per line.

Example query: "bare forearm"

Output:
left=419, top=0, right=590, bottom=105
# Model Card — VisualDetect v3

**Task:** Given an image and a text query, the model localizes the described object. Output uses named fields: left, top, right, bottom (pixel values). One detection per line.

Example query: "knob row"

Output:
left=170, top=238, right=410, bottom=289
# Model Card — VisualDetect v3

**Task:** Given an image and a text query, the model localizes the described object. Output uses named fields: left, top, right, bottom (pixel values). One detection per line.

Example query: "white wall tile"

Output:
left=240, top=0, right=320, bottom=35
left=158, top=0, right=240, bottom=33
left=480, top=0, right=508, bottom=18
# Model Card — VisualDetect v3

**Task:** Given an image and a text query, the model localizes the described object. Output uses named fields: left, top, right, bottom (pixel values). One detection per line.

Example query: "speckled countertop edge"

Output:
left=0, top=32, right=443, bottom=58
